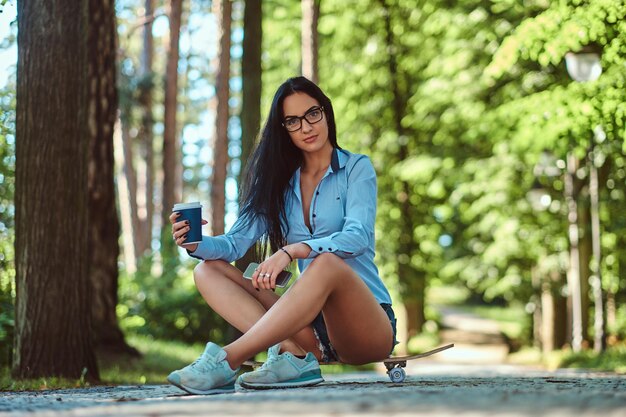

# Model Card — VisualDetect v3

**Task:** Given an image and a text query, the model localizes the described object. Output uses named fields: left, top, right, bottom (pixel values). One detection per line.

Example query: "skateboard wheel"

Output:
left=388, top=367, right=406, bottom=383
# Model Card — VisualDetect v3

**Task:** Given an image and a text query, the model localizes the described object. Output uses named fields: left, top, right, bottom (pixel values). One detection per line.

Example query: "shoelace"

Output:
left=259, top=352, right=283, bottom=371
left=189, top=354, right=219, bottom=372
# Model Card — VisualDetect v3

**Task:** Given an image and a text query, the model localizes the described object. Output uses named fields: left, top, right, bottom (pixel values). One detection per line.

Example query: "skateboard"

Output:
left=243, top=343, right=454, bottom=383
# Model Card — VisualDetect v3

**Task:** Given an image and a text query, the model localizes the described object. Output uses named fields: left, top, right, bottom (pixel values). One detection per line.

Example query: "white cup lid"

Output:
left=172, top=202, right=202, bottom=211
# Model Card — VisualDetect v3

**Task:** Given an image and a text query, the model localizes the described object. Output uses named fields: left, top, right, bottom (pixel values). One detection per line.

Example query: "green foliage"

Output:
left=558, top=344, right=626, bottom=373
left=0, top=335, right=205, bottom=390
left=0, top=78, right=15, bottom=367
left=313, top=0, right=626, bottom=350
left=98, top=334, right=205, bottom=385
left=117, top=254, right=230, bottom=345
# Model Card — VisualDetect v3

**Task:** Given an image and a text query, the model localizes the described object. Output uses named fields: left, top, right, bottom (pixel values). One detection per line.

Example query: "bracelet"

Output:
left=280, top=247, right=294, bottom=262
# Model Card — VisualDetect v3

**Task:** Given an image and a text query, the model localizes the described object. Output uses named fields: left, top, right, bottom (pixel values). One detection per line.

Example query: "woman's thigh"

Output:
left=303, top=254, right=394, bottom=365
left=197, top=259, right=323, bottom=358
left=196, top=259, right=280, bottom=310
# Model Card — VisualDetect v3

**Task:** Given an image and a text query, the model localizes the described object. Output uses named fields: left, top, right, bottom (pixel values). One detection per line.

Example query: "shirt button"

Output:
left=328, top=248, right=332, bottom=251
left=316, top=191, right=320, bottom=195
left=312, top=214, right=316, bottom=218
left=318, top=247, right=323, bottom=251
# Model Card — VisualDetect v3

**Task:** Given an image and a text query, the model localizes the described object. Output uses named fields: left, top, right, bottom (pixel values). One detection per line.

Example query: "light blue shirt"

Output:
left=187, top=148, right=392, bottom=305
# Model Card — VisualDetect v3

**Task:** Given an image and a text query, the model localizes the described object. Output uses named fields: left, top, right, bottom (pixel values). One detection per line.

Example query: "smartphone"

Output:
left=243, top=262, right=293, bottom=288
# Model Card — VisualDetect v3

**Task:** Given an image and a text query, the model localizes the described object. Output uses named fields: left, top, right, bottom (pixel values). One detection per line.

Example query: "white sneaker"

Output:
left=238, top=344, right=323, bottom=389
left=167, top=342, right=239, bottom=395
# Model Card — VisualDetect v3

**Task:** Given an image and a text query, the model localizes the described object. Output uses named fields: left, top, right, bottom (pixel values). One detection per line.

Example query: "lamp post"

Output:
left=564, top=46, right=604, bottom=353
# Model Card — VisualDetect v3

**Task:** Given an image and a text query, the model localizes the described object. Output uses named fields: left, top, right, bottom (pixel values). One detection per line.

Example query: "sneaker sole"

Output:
left=239, top=376, right=324, bottom=390
left=168, top=377, right=236, bottom=395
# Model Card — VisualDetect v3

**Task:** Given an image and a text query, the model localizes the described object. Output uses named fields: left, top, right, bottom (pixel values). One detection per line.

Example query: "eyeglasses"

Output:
left=282, top=106, right=324, bottom=132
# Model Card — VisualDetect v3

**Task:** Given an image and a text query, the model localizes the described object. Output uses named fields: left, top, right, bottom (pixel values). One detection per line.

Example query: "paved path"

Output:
left=435, top=306, right=511, bottom=364
left=1, top=365, right=624, bottom=416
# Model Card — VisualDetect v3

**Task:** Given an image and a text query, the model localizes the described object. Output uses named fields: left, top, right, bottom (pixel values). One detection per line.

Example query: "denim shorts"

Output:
left=311, top=303, right=399, bottom=363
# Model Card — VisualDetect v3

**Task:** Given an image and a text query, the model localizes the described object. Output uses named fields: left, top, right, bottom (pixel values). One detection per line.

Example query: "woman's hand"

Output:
left=251, top=243, right=311, bottom=290
left=169, top=212, right=208, bottom=252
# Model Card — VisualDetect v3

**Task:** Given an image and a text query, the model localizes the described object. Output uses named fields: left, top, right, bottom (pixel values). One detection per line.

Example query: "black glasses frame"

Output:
left=282, top=106, right=325, bottom=132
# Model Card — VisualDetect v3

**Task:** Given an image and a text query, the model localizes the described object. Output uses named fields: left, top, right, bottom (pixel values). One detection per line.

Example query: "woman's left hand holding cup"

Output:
left=169, top=202, right=207, bottom=252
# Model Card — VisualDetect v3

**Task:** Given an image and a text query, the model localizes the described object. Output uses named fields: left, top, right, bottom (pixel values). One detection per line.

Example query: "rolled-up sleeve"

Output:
left=186, top=210, right=266, bottom=262
left=303, top=156, right=376, bottom=259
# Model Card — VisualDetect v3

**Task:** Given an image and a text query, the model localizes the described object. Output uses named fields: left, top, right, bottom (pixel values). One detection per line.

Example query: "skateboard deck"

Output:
left=243, top=343, right=454, bottom=383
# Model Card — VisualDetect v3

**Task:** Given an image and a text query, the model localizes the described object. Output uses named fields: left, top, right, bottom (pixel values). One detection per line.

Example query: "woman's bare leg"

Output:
left=223, top=253, right=394, bottom=369
left=193, top=260, right=321, bottom=358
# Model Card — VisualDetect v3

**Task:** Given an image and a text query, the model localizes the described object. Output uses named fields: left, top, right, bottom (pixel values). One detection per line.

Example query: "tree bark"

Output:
left=115, top=117, right=138, bottom=274
left=234, top=0, right=262, bottom=276
left=137, top=0, right=156, bottom=259
left=161, top=0, right=183, bottom=259
left=210, top=0, right=232, bottom=236
left=120, top=114, right=139, bottom=273
left=565, top=153, right=583, bottom=352
left=380, top=0, right=425, bottom=336
left=87, top=0, right=138, bottom=355
left=14, top=0, right=98, bottom=379
left=540, top=276, right=554, bottom=352
left=553, top=285, right=568, bottom=349
left=578, top=197, right=591, bottom=345
left=588, top=151, right=605, bottom=352
left=240, top=0, right=262, bottom=177
left=301, top=0, right=319, bottom=83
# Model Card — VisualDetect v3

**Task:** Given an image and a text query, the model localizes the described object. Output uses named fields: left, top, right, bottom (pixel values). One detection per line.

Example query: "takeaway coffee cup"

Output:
left=172, top=202, right=202, bottom=245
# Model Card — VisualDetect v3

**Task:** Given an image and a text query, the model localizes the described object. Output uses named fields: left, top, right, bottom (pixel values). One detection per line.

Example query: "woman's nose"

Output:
left=301, top=118, right=314, bottom=133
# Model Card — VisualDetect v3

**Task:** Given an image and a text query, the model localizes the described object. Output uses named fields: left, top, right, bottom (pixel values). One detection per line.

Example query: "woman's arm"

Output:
left=186, top=210, right=267, bottom=262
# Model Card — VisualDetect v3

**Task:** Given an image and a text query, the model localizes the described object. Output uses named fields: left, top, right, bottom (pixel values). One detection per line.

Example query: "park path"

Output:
left=3, top=306, right=624, bottom=416
left=1, top=366, right=624, bottom=416
left=432, top=305, right=511, bottom=364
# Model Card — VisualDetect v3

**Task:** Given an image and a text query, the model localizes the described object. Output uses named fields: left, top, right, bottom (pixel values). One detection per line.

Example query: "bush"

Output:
left=118, top=252, right=231, bottom=346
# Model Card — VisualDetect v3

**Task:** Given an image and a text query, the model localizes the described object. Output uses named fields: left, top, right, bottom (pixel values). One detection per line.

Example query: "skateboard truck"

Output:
left=382, top=343, right=454, bottom=383
left=385, top=361, right=407, bottom=383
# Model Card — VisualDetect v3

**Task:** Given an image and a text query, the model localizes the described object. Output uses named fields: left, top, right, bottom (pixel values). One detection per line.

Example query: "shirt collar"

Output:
left=290, top=148, right=348, bottom=189
left=330, top=147, right=349, bottom=173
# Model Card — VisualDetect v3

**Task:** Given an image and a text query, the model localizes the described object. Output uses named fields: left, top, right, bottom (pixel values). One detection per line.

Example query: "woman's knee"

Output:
left=193, top=259, right=228, bottom=286
left=300, top=253, right=352, bottom=286
left=309, top=253, right=350, bottom=274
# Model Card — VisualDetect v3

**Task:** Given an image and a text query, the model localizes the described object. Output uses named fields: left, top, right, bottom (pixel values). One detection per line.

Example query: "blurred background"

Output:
left=0, top=0, right=625, bottom=387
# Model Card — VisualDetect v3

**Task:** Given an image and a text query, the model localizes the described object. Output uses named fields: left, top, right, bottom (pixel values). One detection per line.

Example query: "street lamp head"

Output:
left=565, top=45, right=602, bottom=82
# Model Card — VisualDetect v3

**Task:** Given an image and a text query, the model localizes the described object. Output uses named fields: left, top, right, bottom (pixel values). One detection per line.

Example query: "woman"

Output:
left=168, top=76, right=397, bottom=395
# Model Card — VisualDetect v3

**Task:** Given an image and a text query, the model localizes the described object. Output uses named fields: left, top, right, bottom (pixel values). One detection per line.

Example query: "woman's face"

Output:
left=282, top=92, right=330, bottom=155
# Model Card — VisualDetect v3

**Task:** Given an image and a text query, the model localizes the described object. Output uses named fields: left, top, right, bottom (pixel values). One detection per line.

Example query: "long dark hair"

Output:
left=238, top=76, right=340, bottom=258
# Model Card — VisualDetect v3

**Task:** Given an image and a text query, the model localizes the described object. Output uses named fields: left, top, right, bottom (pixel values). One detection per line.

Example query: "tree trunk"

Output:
left=553, top=276, right=568, bottom=350
left=115, top=117, right=138, bottom=274
left=210, top=0, right=232, bottom=236
left=540, top=277, right=554, bottom=352
left=380, top=0, right=425, bottom=336
left=606, top=290, right=616, bottom=336
left=301, top=0, right=319, bottom=83
left=87, top=0, right=138, bottom=356
left=234, top=0, right=262, bottom=276
left=578, top=197, right=591, bottom=345
left=588, top=151, right=605, bottom=352
left=137, top=0, right=156, bottom=259
left=122, top=116, right=140, bottom=267
left=540, top=271, right=568, bottom=352
left=565, top=153, right=583, bottom=352
left=161, top=0, right=183, bottom=260
left=14, top=0, right=98, bottom=379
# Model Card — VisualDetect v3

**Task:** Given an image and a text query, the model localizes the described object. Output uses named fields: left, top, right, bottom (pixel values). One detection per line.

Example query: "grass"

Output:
left=98, top=334, right=205, bottom=385
left=1, top=334, right=374, bottom=391
left=1, top=334, right=204, bottom=391
left=557, top=344, right=626, bottom=373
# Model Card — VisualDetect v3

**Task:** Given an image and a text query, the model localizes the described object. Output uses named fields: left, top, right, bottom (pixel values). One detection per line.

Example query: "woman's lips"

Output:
left=303, top=135, right=317, bottom=143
